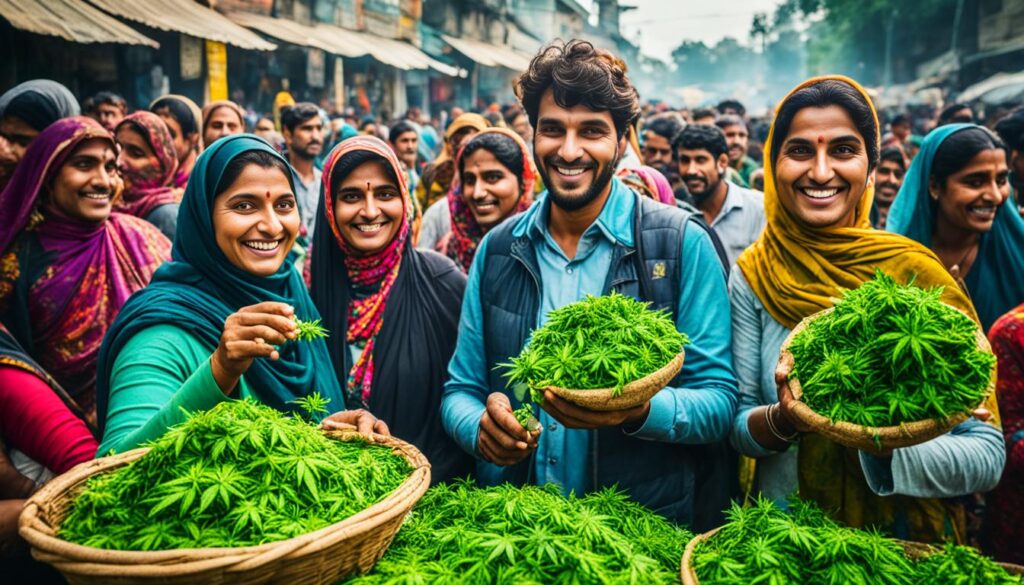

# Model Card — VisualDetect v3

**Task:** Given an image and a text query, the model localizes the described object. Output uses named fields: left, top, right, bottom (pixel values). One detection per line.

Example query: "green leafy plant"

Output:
left=60, top=399, right=410, bottom=551
left=294, top=317, right=328, bottom=341
left=502, top=292, right=688, bottom=402
left=344, top=480, right=694, bottom=584
left=290, top=391, right=331, bottom=421
left=693, top=497, right=1021, bottom=585
left=788, top=271, right=995, bottom=427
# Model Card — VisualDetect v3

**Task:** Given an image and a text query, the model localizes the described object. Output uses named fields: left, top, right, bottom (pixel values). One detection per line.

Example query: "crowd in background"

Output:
left=1, top=38, right=1023, bottom=581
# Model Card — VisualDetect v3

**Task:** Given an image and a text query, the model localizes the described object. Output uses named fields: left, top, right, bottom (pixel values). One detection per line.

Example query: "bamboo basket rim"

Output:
left=18, top=427, right=430, bottom=578
left=546, top=350, right=685, bottom=411
left=779, top=305, right=996, bottom=451
left=680, top=526, right=1024, bottom=583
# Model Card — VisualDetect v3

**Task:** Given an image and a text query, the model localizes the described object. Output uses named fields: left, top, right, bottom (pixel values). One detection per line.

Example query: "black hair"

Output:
left=151, top=97, right=198, bottom=136
left=672, top=124, right=728, bottom=161
left=879, top=146, right=907, bottom=171
left=280, top=102, right=320, bottom=133
left=716, top=99, right=746, bottom=117
left=643, top=116, right=684, bottom=142
left=715, top=114, right=747, bottom=132
left=938, top=102, right=972, bottom=125
left=691, top=107, right=717, bottom=122
left=516, top=39, right=640, bottom=138
left=457, top=132, right=525, bottom=189
left=328, top=150, right=400, bottom=198
left=930, top=126, right=1005, bottom=186
left=92, top=91, right=127, bottom=111
left=995, top=109, right=1024, bottom=152
left=388, top=120, right=417, bottom=144
left=215, top=150, right=294, bottom=196
left=891, top=113, right=910, bottom=126
left=771, top=79, right=880, bottom=173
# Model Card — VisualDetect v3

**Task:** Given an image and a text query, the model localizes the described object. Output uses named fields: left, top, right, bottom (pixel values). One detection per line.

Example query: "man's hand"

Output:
left=541, top=390, right=650, bottom=430
left=478, top=393, right=538, bottom=466
left=322, top=409, right=390, bottom=442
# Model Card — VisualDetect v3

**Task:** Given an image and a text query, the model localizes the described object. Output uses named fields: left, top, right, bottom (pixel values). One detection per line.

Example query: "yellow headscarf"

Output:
left=735, top=75, right=976, bottom=328
left=435, top=113, right=491, bottom=165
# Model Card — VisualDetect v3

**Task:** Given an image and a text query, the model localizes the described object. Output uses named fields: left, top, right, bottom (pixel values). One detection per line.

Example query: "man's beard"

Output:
left=874, top=182, right=900, bottom=204
left=536, top=151, right=619, bottom=212
left=684, top=174, right=720, bottom=203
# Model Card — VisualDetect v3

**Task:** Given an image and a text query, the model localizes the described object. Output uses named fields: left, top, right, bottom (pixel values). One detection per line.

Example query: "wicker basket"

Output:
left=778, top=306, right=996, bottom=452
left=546, top=351, right=685, bottom=411
left=680, top=528, right=1024, bottom=584
left=18, top=428, right=430, bottom=585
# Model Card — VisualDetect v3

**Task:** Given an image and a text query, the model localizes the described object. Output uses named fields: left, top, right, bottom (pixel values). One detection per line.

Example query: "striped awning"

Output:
left=0, top=0, right=158, bottom=47
left=88, top=0, right=275, bottom=51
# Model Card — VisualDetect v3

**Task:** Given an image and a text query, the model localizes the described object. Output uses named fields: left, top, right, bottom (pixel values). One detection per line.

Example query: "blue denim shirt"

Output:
left=442, top=178, right=739, bottom=495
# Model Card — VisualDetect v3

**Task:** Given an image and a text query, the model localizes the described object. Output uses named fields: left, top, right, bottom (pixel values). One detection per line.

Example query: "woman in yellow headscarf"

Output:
left=728, top=76, right=1004, bottom=543
left=416, top=113, right=490, bottom=211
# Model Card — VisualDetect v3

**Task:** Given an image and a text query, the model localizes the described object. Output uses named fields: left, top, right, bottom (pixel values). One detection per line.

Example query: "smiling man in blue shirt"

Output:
left=441, top=40, right=739, bottom=525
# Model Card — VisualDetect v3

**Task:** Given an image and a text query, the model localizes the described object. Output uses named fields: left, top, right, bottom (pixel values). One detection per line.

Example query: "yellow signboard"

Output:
left=206, top=40, right=228, bottom=102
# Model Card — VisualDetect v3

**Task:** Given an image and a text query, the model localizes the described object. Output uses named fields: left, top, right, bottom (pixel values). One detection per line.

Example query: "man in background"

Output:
left=715, top=115, right=758, bottom=188
left=281, top=103, right=324, bottom=237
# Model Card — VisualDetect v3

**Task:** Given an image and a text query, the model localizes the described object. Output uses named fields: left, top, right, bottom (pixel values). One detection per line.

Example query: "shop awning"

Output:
left=0, top=0, right=158, bottom=47
left=441, top=35, right=532, bottom=71
left=958, top=71, right=1024, bottom=103
left=228, top=11, right=461, bottom=76
left=87, top=0, right=276, bottom=51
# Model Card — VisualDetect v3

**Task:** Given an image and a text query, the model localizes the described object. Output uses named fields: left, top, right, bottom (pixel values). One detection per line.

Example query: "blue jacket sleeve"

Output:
left=858, top=418, right=1006, bottom=497
left=440, top=237, right=489, bottom=459
left=625, top=223, right=740, bottom=444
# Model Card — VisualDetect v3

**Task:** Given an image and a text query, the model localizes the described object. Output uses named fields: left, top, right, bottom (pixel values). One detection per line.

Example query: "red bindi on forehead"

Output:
left=817, top=135, right=826, bottom=144
left=265, top=191, right=271, bottom=199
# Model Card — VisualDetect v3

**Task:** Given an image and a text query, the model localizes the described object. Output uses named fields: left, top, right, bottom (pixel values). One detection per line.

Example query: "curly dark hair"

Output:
left=515, top=40, right=640, bottom=139
left=672, top=124, right=729, bottom=161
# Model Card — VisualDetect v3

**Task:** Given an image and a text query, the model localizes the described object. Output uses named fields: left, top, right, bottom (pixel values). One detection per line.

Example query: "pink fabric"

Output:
left=0, top=366, right=97, bottom=474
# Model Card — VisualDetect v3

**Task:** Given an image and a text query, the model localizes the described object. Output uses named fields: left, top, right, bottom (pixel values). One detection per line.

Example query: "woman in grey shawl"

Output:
left=0, top=80, right=80, bottom=190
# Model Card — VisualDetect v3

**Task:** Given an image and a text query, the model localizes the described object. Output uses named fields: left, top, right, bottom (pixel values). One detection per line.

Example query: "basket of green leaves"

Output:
left=503, top=292, right=688, bottom=412
left=681, top=497, right=1023, bottom=585
left=18, top=398, right=430, bottom=585
left=779, top=270, right=996, bottom=451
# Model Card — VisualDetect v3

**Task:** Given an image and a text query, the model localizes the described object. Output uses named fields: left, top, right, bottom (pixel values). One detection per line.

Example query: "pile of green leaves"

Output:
left=788, top=270, right=995, bottom=427
left=503, top=292, right=688, bottom=400
left=345, top=480, right=693, bottom=584
left=693, top=498, right=1021, bottom=585
left=60, top=399, right=410, bottom=551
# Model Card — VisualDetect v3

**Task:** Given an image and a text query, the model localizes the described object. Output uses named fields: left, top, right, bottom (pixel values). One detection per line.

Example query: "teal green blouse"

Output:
left=97, top=324, right=253, bottom=455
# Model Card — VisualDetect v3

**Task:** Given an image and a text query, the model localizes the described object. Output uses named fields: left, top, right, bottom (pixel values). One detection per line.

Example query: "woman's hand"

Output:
left=775, top=351, right=813, bottom=434
left=210, top=302, right=297, bottom=394
left=321, top=409, right=390, bottom=441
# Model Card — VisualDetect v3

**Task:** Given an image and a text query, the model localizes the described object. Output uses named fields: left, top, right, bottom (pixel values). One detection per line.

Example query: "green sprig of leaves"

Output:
left=294, top=317, right=328, bottom=341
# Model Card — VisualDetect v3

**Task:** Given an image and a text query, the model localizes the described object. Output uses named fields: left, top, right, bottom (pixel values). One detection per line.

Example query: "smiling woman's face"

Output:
left=931, top=148, right=1009, bottom=234
left=774, top=105, right=871, bottom=228
left=333, top=160, right=404, bottom=255
left=212, top=164, right=299, bottom=277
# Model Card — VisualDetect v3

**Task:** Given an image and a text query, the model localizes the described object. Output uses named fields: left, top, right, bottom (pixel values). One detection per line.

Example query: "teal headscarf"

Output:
left=888, top=123, right=1024, bottom=331
left=97, top=135, right=344, bottom=430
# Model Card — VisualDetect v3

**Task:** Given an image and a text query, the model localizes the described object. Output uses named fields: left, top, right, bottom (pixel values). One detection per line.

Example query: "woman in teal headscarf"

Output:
left=96, top=135, right=387, bottom=455
left=888, top=123, right=1024, bottom=332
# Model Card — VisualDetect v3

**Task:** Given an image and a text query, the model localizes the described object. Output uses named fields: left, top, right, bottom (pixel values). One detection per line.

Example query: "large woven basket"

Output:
left=547, top=350, right=685, bottom=411
left=778, top=306, right=996, bottom=452
left=680, top=527, right=1024, bottom=584
left=18, top=428, right=430, bottom=585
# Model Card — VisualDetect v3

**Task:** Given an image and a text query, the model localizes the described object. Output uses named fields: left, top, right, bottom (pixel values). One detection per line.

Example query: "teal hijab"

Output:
left=887, top=123, right=1024, bottom=331
left=97, top=135, right=344, bottom=431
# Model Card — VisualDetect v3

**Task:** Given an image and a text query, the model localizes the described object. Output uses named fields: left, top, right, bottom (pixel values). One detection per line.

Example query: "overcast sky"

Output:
left=619, top=0, right=785, bottom=64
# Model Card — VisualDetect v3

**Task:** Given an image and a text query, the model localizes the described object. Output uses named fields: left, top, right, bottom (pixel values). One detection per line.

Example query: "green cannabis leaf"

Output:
left=290, top=391, right=330, bottom=421
left=294, top=317, right=328, bottom=341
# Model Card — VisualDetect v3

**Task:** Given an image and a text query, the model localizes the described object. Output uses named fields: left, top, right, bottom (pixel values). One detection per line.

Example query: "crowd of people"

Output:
left=1, top=38, right=1023, bottom=578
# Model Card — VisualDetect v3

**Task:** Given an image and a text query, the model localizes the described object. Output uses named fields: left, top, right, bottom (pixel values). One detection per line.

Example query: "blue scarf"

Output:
left=96, top=135, right=344, bottom=431
left=887, top=123, right=1024, bottom=331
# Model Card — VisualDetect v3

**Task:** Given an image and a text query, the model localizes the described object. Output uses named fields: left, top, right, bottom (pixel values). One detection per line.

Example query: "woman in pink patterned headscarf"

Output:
left=114, top=111, right=180, bottom=239
left=0, top=117, right=170, bottom=422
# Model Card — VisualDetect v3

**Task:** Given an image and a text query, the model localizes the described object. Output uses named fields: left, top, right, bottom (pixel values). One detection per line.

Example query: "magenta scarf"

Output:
left=114, top=111, right=180, bottom=220
left=322, top=136, right=411, bottom=404
left=0, top=117, right=170, bottom=420
left=617, top=165, right=677, bottom=206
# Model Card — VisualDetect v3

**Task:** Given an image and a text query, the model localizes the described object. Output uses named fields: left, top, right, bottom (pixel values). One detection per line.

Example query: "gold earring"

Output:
left=25, top=207, right=44, bottom=231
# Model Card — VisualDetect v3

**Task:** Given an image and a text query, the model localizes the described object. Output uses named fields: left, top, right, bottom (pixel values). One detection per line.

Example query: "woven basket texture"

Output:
left=546, top=351, right=685, bottom=412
